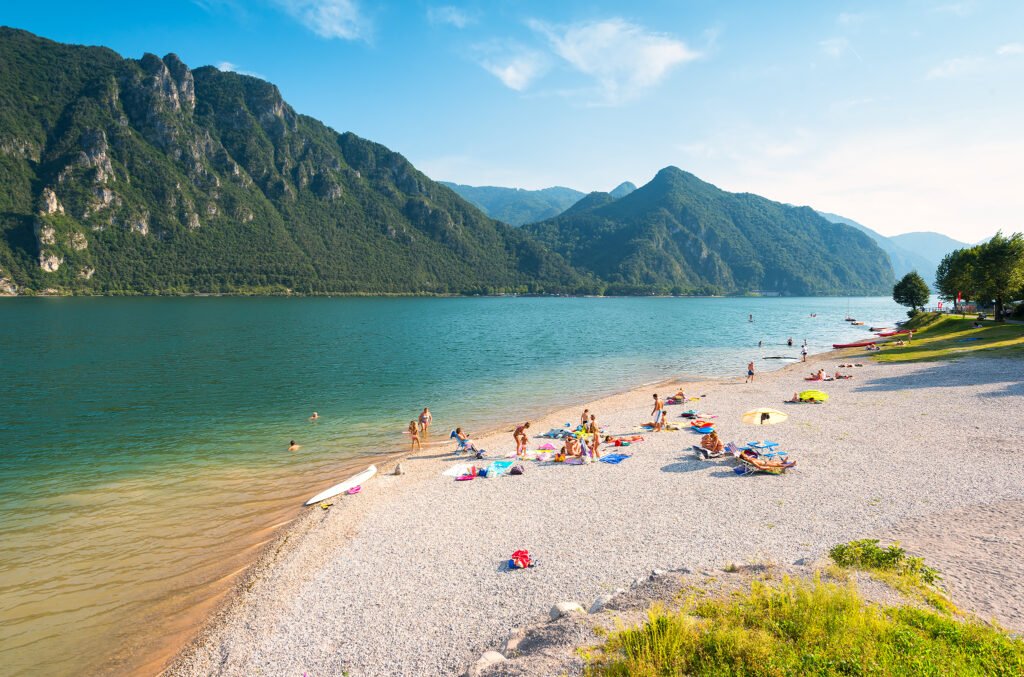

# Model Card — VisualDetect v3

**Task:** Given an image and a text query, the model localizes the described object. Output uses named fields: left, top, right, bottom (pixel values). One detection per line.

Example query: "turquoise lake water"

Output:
left=0, top=296, right=902, bottom=675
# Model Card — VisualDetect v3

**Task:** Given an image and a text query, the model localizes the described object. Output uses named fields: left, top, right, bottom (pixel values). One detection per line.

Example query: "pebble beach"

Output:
left=168, top=352, right=1024, bottom=676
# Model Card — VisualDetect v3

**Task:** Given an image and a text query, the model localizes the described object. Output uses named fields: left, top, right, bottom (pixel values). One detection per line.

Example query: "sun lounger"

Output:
left=736, top=449, right=796, bottom=475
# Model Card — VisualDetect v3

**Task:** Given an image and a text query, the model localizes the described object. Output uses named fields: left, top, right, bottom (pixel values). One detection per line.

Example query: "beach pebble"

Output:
left=589, top=592, right=618, bottom=614
left=650, top=568, right=666, bottom=578
left=465, top=650, right=505, bottom=677
left=631, top=577, right=644, bottom=588
left=392, top=463, right=405, bottom=476
left=793, top=557, right=811, bottom=566
left=549, top=602, right=585, bottom=620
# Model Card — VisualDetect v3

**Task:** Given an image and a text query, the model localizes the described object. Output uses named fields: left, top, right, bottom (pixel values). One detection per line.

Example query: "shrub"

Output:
left=829, top=539, right=940, bottom=585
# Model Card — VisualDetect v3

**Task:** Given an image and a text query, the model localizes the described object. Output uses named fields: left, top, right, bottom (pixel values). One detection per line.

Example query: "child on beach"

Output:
left=513, top=422, right=530, bottom=458
left=408, top=421, right=421, bottom=451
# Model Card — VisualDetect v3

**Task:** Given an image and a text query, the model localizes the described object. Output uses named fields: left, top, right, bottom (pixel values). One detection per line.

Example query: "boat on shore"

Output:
left=876, top=329, right=913, bottom=337
left=305, top=465, right=377, bottom=505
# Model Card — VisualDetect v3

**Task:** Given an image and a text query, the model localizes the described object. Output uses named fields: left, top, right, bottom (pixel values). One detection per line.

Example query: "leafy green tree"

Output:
left=934, top=247, right=978, bottom=310
left=974, top=232, right=1024, bottom=321
left=934, top=232, right=1024, bottom=321
left=892, top=271, right=930, bottom=314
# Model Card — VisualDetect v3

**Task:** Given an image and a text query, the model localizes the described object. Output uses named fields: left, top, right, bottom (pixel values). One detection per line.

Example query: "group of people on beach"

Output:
left=408, top=407, right=432, bottom=450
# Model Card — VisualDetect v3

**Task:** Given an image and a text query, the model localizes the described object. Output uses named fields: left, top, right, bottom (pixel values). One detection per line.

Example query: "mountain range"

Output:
left=817, top=212, right=968, bottom=287
left=0, top=28, right=893, bottom=297
left=440, top=181, right=636, bottom=226
left=523, top=168, right=893, bottom=296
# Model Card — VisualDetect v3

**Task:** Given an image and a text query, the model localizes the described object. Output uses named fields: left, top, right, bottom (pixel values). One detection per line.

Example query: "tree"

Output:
left=973, top=232, right=1024, bottom=322
left=892, top=271, right=930, bottom=314
left=935, top=247, right=978, bottom=312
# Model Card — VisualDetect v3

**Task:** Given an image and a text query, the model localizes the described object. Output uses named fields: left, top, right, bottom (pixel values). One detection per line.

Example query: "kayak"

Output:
left=877, top=329, right=912, bottom=337
left=833, top=340, right=880, bottom=348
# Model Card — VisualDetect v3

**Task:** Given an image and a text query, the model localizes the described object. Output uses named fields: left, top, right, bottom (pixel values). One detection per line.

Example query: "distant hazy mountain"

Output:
left=888, top=232, right=970, bottom=265
left=609, top=181, right=637, bottom=198
left=522, top=167, right=894, bottom=296
left=441, top=180, right=638, bottom=226
left=816, top=212, right=968, bottom=287
left=439, top=183, right=584, bottom=226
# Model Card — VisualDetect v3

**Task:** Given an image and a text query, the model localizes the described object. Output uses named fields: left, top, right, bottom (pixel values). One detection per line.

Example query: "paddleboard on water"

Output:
left=305, top=465, right=377, bottom=505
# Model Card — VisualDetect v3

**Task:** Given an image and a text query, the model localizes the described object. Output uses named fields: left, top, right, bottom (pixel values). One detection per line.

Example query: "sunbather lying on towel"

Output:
left=604, top=435, right=645, bottom=444
left=700, top=430, right=724, bottom=453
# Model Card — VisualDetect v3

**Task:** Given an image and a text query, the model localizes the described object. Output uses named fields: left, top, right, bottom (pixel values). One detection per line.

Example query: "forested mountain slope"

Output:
left=0, top=28, right=584, bottom=295
left=524, top=167, right=894, bottom=296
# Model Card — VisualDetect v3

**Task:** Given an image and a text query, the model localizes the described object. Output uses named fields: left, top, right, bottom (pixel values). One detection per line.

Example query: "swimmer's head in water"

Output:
left=290, top=440, right=295, bottom=445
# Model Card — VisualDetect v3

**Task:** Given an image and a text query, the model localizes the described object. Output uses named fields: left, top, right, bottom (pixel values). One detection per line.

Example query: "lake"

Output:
left=0, top=295, right=902, bottom=675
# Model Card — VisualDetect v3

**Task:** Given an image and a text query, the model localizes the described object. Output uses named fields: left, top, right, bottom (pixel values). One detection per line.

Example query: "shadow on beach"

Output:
left=852, top=360, right=1024, bottom=398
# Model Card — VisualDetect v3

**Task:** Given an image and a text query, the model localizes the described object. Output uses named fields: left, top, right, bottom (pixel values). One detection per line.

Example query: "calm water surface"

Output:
left=0, top=296, right=902, bottom=675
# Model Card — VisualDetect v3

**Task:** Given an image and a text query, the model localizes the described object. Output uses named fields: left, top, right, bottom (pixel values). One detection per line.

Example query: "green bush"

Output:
left=586, top=576, right=1024, bottom=676
left=830, top=539, right=939, bottom=585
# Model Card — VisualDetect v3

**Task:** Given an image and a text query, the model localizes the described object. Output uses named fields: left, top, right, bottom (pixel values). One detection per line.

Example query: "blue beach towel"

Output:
left=488, top=460, right=514, bottom=477
left=600, top=453, right=630, bottom=465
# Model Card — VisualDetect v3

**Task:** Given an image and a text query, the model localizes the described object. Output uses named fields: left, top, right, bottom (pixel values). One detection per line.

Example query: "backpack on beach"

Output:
left=510, top=464, right=525, bottom=475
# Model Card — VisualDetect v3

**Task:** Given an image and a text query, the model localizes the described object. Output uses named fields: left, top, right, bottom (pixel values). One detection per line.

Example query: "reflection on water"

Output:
left=0, top=296, right=901, bottom=675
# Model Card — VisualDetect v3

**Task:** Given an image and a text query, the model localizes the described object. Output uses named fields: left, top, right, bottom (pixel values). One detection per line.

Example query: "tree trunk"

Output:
left=996, top=296, right=1005, bottom=322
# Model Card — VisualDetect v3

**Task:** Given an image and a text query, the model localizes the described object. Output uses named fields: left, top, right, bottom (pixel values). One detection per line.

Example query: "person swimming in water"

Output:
left=288, top=440, right=300, bottom=452
left=309, top=412, right=319, bottom=421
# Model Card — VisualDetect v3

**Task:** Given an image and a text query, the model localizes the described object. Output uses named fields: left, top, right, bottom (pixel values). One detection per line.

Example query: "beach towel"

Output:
left=565, top=457, right=585, bottom=465
left=600, top=453, right=630, bottom=464
left=456, top=474, right=475, bottom=481
left=443, top=463, right=472, bottom=477
left=538, top=443, right=557, bottom=450
left=489, top=460, right=514, bottom=477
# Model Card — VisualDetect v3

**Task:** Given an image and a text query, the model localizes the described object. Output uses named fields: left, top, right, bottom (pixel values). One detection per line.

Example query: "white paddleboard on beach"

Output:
left=305, top=465, right=377, bottom=505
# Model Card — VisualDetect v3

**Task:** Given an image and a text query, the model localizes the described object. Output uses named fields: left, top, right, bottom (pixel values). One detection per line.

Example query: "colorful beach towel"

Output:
left=600, top=453, right=630, bottom=464
left=489, top=460, right=514, bottom=477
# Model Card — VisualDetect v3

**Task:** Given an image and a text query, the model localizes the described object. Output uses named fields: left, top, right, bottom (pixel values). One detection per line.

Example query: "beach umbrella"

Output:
left=799, top=390, right=829, bottom=402
left=741, top=408, right=789, bottom=425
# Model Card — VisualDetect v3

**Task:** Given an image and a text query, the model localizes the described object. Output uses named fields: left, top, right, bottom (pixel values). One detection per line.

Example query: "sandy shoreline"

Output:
left=166, top=350, right=1024, bottom=676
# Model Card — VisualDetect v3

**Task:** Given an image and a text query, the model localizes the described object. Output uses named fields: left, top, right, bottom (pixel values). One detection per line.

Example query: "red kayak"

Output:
left=833, top=339, right=880, bottom=348
left=876, top=329, right=912, bottom=337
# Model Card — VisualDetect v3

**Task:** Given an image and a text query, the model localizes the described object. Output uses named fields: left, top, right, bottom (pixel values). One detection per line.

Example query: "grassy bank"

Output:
left=874, top=313, right=1024, bottom=363
left=585, top=541, right=1024, bottom=676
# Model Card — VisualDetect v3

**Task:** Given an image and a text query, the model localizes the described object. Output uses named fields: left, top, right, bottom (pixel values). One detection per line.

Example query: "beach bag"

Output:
left=509, top=549, right=532, bottom=569
left=510, top=464, right=525, bottom=475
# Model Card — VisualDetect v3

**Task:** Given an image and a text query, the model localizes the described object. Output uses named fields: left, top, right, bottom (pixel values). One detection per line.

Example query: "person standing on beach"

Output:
left=651, top=394, right=664, bottom=432
left=418, top=408, right=432, bottom=432
left=513, top=422, right=530, bottom=458
left=801, top=345, right=808, bottom=362
left=580, top=408, right=590, bottom=427
left=589, top=414, right=601, bottom=459
left=746, top=361, right=755, bottom=383
left=408, top=420, right=421, bottom=451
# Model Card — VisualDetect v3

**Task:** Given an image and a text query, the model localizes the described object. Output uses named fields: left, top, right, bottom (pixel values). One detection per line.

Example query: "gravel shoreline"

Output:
left=166, top=352, right=1024, bottom=676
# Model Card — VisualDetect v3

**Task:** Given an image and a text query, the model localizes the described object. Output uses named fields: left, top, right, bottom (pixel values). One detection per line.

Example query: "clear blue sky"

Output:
left=3, top=1, right=1022, bottom=241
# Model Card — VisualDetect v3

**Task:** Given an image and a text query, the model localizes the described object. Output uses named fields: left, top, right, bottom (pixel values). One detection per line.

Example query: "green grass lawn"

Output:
left=585, top=541, right=1024, bottom=676
left=872, top=313, right=1024, bottom=363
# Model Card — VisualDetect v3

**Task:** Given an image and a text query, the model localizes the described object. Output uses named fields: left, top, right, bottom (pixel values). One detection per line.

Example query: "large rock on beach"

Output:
left=549, top=602, right=585, bottom=620
left=465, top=650, right=505, bottom=676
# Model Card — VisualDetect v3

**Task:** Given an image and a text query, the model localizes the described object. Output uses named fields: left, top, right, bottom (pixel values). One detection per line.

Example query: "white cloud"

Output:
left=273, top=0, right=367, bottom=40
left=528, top=18, right=699, bottom=104
left=427, top=5, right=473, bottom=29
left=477, top=45, right=549, bottom=91
left=926, top=56, right=983, bottom=79
left=837, top=12, right=866, bottom=26
left=216, top=61, right=265, bottom=79
left=997, top=42, right=1024, bottom=56
left=819, top=37, right=849, bottom=58
left=932, top=2, right=975, bottom=16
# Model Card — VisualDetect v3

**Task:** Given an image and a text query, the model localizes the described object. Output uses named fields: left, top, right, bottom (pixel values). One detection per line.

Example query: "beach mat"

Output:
left=488, top=460, right=514, bottom=477
left=443, top=464, right=472, bottom=477
left=600, top=453, right=630, bottom=465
